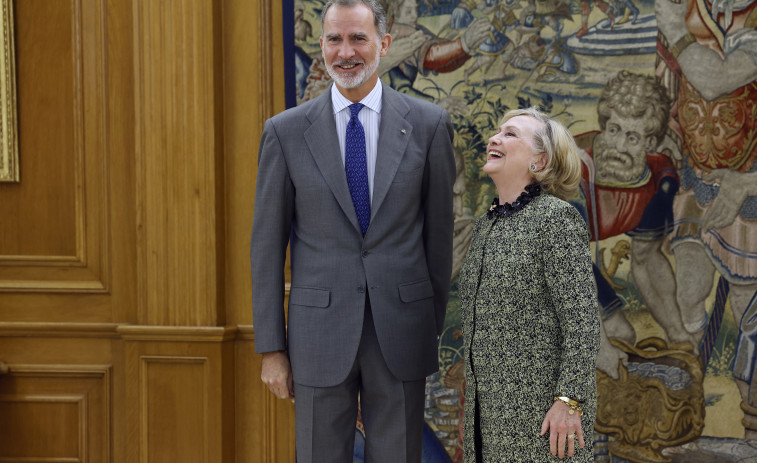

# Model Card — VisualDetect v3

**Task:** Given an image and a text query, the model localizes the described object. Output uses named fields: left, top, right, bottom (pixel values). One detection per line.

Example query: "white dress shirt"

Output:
left=331, top=80, right=383, bottom=202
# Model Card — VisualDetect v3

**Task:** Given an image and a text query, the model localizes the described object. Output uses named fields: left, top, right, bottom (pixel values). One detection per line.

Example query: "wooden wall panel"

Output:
left=0, top=364, right=111, bottom=463
left=142, top=356, right=207, bottom=463
left=0, top=0, right=137, bottom=323
left=120, top=327, right=235, bottom=463
left=0, top=0, right=295, bottom=461
left=0, top=399, right=81, bottom=459
left=1, top=0, right=77, bottom=257
left=223, top=0, right=295, bottom=460
left=223, top=0, right=287, bottom=327
left=224, top=0, right=295, bottom=459
left=0, top=0, right=109, bottom=294
left=133, top=0, right=224, bottom=326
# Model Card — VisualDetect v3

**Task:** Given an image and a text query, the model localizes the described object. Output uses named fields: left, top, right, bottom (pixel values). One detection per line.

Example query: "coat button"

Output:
left=361, top=250, right=368, bottom=258
left=358, top=286, right=365, bottom=293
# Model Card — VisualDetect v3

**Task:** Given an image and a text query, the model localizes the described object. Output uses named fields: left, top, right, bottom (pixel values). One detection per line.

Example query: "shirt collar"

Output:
left=330, top=79, right=383, bottom=115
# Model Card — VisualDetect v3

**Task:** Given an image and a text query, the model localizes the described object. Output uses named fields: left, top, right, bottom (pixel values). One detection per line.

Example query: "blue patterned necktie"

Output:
left=345, top=103, right=370, bottom=235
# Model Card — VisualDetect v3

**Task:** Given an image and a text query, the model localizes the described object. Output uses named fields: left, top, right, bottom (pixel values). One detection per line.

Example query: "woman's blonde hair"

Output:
left=499, top=107, right=582, bottom=201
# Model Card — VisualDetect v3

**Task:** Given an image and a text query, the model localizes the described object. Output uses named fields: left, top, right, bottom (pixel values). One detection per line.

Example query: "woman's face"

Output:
left=484, top=115, right=543, bottom=185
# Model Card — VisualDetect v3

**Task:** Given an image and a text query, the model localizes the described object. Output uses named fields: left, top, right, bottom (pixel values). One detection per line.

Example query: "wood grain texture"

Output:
left=133, top=0, right=223, bottom=326
left=224, top=0, right=295, bottom=458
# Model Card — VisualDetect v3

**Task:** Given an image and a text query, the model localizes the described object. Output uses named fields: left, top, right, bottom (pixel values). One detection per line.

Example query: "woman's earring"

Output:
left=530, top=164, right=537, bottom=171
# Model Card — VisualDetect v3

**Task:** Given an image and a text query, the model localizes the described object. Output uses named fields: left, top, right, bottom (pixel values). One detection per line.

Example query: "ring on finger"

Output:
left=567, top=433, right=576, bottom=439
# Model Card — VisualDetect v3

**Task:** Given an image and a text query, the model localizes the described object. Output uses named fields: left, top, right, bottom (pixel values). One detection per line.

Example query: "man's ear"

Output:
left=379, top=33, right=392, bottom=57
left=644, top=136, right=657, bottom=154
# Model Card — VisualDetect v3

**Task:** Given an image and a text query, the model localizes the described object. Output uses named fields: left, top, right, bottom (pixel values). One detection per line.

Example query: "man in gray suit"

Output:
left=251, top=0, right=455, bottom=461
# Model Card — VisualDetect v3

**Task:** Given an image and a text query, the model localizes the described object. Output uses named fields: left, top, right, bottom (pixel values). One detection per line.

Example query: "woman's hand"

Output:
left=540, top=400, right=584, bottom=459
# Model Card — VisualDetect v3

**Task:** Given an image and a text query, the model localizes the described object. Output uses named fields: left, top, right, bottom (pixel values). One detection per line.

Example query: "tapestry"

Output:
left=288, top=0, right=757, bottom=461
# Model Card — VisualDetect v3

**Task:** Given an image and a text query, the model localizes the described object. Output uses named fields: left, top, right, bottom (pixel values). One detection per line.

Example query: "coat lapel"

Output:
left=371, top=84, right=411, bottom=222
left=303, top=90, right=363, bottom=235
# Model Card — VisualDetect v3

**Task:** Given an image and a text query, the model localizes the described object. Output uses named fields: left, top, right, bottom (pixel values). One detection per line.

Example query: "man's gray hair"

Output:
left=597, top=71, right=671, bottom=145
left=321, top=0, right=388, bottom=38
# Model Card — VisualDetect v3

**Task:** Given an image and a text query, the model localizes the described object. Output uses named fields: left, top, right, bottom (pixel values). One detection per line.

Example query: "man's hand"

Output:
left=461, top=18, right=491, bottom=55
left=261, top=351, right=294, bottom=400
left=540, top=400, right=585, bottom=459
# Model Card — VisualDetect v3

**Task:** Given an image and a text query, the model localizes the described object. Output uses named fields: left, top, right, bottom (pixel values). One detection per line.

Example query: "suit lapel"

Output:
left=303, top=90, right=363, bottom=234
left=372, top=85, right=411, bottom=222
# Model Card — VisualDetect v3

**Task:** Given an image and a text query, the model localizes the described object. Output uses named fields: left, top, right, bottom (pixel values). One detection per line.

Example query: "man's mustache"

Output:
left=596, top=147, right=632, bottom=166
left=332, top=59, right=364, bottom=67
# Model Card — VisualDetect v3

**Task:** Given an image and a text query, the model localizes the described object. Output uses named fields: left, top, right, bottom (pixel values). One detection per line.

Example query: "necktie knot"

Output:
left=349, top=103, right=364, bottom=120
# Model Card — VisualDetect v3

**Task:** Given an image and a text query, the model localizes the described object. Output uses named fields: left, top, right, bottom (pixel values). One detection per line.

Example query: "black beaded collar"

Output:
left=487, top=183, right=542, bottom=219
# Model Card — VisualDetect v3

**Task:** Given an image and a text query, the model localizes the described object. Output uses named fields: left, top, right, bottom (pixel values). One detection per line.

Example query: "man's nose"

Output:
left=616, top=135, right=630, bottom=153
left=337, top=42, right=355, bottom=59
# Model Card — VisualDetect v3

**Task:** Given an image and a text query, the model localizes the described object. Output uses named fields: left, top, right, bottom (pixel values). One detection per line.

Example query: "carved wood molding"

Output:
left=258, top=0, right=275, bottom=122
left=2, top=363, right=112, bottom=379
left=118, top=325, right=237, bottom=342
left=236, top=324, right=255, bottom=342
left=0, top=322, right=120, bottom=338
left=0, top=0, right=18, bottom=183
left=0, top=322, right=258, bottom=343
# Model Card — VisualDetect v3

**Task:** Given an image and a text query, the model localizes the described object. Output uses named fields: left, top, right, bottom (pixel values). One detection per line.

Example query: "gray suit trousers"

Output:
left=294, top=297, right=426, bottom=463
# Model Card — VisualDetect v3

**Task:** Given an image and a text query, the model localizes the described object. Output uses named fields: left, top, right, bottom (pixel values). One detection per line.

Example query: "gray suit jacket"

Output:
left=251, top=83, right=455, bottom=387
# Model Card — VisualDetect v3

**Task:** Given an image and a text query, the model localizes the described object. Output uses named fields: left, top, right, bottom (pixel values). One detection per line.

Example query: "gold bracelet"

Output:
left=554, top=396, right=583, bottom=416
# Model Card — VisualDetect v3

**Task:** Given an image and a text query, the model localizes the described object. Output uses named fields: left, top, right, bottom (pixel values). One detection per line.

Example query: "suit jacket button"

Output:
left=361, top=250, right=368, bottom=258
left=358, top=286, right=365, bottom=293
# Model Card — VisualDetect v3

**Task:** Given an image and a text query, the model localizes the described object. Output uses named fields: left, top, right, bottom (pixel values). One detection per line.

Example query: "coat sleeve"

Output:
left=541, top=202, right=600, bottom=403
left=250, top=118, right=295, bottom=354
left=422, top=109, right=456, bottom=336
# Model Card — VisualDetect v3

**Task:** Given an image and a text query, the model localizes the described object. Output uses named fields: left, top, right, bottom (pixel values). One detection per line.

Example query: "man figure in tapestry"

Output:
left=570, top=70, right=696, bottom=377
left=656, top=0, right=757, bottom=437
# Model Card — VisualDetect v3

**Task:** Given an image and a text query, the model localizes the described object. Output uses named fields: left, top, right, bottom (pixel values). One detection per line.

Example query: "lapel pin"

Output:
left=401, top=129, right=407, bottom=135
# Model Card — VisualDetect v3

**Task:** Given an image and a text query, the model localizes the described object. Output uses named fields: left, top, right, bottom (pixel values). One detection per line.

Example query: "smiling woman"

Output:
left=0, top=0, right=19, bottom=183
left=458, top=107, right=600, bottom=462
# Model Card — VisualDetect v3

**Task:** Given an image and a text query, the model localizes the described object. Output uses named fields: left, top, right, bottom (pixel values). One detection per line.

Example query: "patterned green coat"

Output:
left=458, top=193, right=600, bottom=462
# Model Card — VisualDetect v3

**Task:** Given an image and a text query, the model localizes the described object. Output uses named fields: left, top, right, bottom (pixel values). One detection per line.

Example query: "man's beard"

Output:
left=594, top=136, right=647, bottom=183
left=326, top=46, right=381, bottom=89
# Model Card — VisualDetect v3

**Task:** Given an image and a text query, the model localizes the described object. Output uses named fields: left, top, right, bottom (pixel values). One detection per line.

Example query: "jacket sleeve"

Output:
left=541, top=203, right=600, bottom=403
left=422, top=38, right=472, bottom=74
left=251, top=118, right=295, bottom=354
left=422, top=109, right=456, bottom=336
